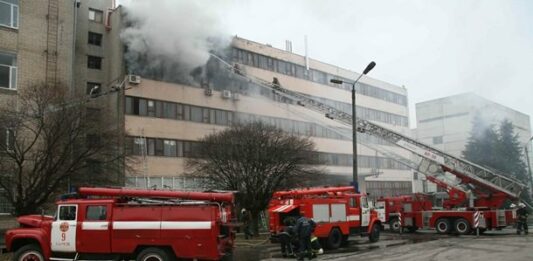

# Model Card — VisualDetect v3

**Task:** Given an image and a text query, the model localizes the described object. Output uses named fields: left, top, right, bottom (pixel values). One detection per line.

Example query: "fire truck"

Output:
left=5, top=187, right=236, bottom=261
left=377, top=172, right=519, bottom=235
left=209, top=53, right=528, bottom=236
left=268, top=186, right=382, bottom=250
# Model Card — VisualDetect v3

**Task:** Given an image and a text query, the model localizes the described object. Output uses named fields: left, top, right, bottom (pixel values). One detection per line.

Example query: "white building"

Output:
left=415, top=93, right=532, bottom=191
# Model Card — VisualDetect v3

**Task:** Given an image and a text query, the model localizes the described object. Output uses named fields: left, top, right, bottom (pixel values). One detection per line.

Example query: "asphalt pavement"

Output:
left=263, top=229, right=532, bottom=261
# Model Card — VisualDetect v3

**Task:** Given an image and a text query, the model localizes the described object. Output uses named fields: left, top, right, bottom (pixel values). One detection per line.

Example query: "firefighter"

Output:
left=516, top=203, right=529, bottom=235
left=310, top=235, right=324, bottom=258
left=241, top=208, right=253, bottom=239
left=279, top=217, right=297, bottom=257
left=295, top=216, right=316, bottom=260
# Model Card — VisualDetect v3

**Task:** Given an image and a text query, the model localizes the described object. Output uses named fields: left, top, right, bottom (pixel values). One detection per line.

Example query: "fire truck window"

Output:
left=59, top=206, right=77, bottom=221
left=86, top=206, right=107, bottom=220
left=350, top=198, right=357, bottom=207
left=361, top=197, right=369, bottom=208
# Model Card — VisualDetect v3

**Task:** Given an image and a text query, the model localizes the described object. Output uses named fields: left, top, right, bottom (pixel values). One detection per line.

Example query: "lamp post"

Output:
left=525, top=136, right=533, bottom=198
left=330, top=61, right=376, bottom=192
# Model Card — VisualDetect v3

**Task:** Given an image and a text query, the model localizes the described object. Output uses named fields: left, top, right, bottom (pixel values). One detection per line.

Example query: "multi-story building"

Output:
left=124, top=37, right=414, bottom=197
left=0, top=0, right=123, bottom=213
left=415, top=92, right=532, bottom=192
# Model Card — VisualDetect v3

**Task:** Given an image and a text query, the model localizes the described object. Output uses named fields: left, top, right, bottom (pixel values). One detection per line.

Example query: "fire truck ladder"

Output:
left=209, top=53, right=526, bottom=202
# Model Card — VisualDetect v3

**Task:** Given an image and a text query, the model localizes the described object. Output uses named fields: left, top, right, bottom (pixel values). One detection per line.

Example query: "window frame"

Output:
left=86, top=82, right=101, bottom=95
left=85, top=205, right=107, bottom=221
left=87, top=55, right=102, bottom=70
left=88, top=8, right=103, bottom=23
left=0, top=52, right=17, bottom=90
left=0, top=0, right=19, bottom=29
left=88, top=31, right=103, bottom=46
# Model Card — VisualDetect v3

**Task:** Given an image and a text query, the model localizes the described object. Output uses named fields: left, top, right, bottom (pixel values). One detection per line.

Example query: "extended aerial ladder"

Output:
left=209, top=53, right=527, bottom=209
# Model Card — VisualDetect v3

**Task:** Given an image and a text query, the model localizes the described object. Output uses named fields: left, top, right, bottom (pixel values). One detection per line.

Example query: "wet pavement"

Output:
left=255, top=228, right=527, bottom=261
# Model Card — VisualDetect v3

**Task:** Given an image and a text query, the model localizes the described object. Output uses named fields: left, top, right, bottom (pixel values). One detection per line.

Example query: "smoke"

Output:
left=120, top=0, right=231, bottom=84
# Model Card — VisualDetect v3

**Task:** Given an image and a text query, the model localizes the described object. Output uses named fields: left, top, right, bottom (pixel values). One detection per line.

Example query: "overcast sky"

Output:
left=120, top=0, right=533, bottom=131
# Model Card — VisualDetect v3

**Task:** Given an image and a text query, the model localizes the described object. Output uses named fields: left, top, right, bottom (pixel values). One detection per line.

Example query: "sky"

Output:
left=119, top=0, right=533, bottom=131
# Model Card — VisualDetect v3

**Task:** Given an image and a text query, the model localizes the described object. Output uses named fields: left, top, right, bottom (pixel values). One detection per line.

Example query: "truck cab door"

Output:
left=347, top=196, right=361, bottom=226
left=77, top=204, right=111, bottom=253
left=51, top=204, right=78, bottom=252
left=360, top=196, right=370, bottom=227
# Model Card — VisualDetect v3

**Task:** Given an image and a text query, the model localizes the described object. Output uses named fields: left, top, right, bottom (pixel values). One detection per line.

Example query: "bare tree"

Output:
left=0, top=83, right=128, bottom=216
left=187, top=122, right=324, bottom=235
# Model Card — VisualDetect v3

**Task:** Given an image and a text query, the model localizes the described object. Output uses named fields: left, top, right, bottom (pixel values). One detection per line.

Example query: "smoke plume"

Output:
left=120, top=0, right=231, bottom=84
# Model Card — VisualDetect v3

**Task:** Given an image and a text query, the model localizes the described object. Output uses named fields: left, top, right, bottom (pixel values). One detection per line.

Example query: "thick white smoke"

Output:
left=120, top=0, right=231, bottom=83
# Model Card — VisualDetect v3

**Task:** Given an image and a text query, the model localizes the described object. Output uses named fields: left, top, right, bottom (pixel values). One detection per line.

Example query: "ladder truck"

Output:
left=5, top=187, right=236, bottom=261
left=209, top=53, right=528, bottom=235
left=268, top=186, right=382, bottom=250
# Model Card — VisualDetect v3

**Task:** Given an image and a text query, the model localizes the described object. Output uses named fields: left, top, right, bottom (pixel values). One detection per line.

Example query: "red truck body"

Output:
left=377, top=193, right=517, bottom=234
left=6, top=187, right=235, bottom=261
left=268, top=186, right=382, bottom=250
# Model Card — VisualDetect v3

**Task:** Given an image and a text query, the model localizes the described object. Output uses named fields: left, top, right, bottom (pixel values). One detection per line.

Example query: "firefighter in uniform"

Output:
left=295, top=216, right=316, bottom=260
left=516, top=203, right=529, bottom=235
left=279, top=218, right=297, bottom=257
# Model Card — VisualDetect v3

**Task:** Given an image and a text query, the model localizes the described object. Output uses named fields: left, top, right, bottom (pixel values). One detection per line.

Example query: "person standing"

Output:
left=516, top=203, right=529, bottom=235
left=241, top=208, right=253, bottom=239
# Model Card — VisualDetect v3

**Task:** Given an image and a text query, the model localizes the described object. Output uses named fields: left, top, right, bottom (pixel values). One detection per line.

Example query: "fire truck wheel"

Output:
left=435, top=219, right=451, bottom=234
left=389, top=218, right=401, bottom=232
left=13, top=244, right=44, bottom=261
left=369, top=225, right=380, bottom=243
left=136, top=247, right=171, bottom=261
left=453, top=218, right=471, bottom=235
left=326, top=228, right=342, bottom=250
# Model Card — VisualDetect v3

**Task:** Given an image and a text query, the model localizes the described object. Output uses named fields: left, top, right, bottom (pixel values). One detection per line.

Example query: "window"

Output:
left=58, top=205, right=76, bottom=221
left=190, top=106, right=202, bottom=122
left=88, top=32, right=102, bottom=46
left=147, top=100, right=155, bottom=117
left=138, top=99, right=147, bottom=116
left=0, top=0, right=18, bottom=28
left=86, top=206, right=107, bottom=220
left=88, top=8, right=103, bottom=23
left=155, top=139, right=163, bottom=156
left=0, top=128, right=14, bottom=151
left=163, top=140, right=176, bottom=157
left=87, top=56, right=102, bottom=69
left=86, top=82, right=101, bottom=96
left=433, top=136, right=443, bottom=144
left=163, top=102, right=176, bottom=119
left=125, top=96, right=133, bottom=115
left=147, top=138, right=155, bottom=155
left=0, top=52, right=16, bottom=89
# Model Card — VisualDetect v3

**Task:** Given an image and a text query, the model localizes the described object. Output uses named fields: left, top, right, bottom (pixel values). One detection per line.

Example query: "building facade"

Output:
left=0, top=0, right=123, bottom=213
left=124, top=37, right=414, bottom=197
left=415, top=93, right=532, bottom=192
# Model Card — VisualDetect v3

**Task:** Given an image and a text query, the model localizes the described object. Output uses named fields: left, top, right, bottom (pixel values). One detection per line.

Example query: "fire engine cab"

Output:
left=5, top=187, right=236, bottom=261
left=268, top=186, right=381, bottom=250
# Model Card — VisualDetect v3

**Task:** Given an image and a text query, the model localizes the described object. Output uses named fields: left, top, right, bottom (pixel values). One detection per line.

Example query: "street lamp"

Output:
left=330, top=61, right=376, bottom=193
left=525, top=136, right=533, bottom=198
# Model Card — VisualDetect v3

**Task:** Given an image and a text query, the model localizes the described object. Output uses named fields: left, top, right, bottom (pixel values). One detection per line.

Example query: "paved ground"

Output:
left=325, top=234, right=533, bottom=261
left=263, top=229, right=533, bottom=261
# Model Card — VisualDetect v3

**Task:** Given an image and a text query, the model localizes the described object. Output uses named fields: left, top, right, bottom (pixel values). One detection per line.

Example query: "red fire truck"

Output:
left=5, top=187, right=236, bottom=261
left=268, top=186, right=382, bottom=250
left=377, top=173, right=519, bottom=235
